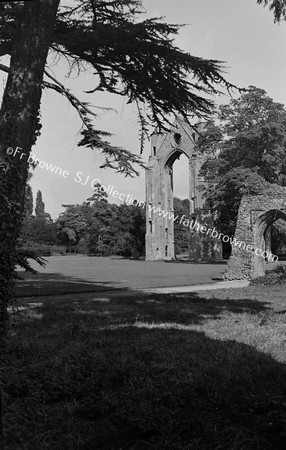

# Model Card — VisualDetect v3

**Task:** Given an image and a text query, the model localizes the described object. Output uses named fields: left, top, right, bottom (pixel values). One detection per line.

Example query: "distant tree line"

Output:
left=20, top=181, right=190, bottom=259
left=20, top=183, right=145, bottom=258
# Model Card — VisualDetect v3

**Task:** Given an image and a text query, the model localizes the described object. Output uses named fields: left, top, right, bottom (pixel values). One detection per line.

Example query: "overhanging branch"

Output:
left=0, top=62, right=144, bottom=177
left=0, top=63, right=115, bottom=129
left=44, top=69, right=98, bottom=128
left=0, top=63, right=9, bottom=74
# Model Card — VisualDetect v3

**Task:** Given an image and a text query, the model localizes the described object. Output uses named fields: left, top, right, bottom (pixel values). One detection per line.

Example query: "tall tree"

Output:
left=0, top=0, right=236, bottom=343
left=24, top=173, right=33, bottom=217
left=35, top=190, right=45, bottom=218
left=0, top=0, right=60, bottom=343
left=111, top=203, right=145, bottom=257
left=57, top=204, right=89, bottom=249
left=85, top=182, right=108, bottom=204
left=197, top=86, right=286, bottom=235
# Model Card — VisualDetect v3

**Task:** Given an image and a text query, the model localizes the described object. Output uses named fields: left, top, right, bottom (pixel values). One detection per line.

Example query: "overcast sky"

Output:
left=2, top=0, right=286, bottom=218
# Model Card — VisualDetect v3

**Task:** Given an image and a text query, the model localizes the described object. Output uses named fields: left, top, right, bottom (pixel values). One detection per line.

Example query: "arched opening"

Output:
left=145, top=120, right=209, bottom=262
left=270, top=218, right=286, bottom=260
left=254, top=209, right=286, bottom=275
left=165, top=150, right=190, bottom=260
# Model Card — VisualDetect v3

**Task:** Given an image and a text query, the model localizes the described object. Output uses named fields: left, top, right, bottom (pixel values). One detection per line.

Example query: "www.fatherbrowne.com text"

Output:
left=144, top=203, right=278, bottom=263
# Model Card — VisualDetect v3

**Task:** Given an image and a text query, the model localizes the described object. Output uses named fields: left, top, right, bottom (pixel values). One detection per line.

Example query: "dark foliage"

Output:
left=0, top=0, right=239, bottom=173
left=18, top=241, right=66, bottom=258
left=257, top=0, right=286, bottom=22
left=56, top=200, right=146, bottom=257
left=251, top=264, right=286, bottom=285
left=13, top=243, right=47, bottom=278
left=174, top=197, right=190, bottom=256
left=197, top=86, right=286, bottom=235
left=21, top=216, right=58, bottom=245
left=35, top=190, right=45, bottom=218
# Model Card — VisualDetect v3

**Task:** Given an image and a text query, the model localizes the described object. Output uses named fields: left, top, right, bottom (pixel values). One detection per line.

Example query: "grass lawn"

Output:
left=1, top=285, right=286, bottom=449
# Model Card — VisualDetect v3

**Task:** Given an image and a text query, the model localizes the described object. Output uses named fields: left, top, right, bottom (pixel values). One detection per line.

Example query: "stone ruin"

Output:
left=145, top=118, right=221, bottom=261
left=145, top=118, right=285, bottom=280
left=225, top=186, right=286, bottom=280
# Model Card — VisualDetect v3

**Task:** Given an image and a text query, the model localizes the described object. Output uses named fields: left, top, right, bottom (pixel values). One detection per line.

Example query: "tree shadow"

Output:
left=109, top=256, right=228, bottom=265
left=15, top=270, right=127, bottom=298
left=164, top=259, right=228, bottom=265
left=15, top=270, right=283, bottom=327
left=10, top=277, right=286, bottom=448
left=5, top=324, right=283, bottom=449
left=119, top=290, right=277, bottom=326
left=95, top=329, right=286, bottom=450
left=90, top=328, right=285, bottom=449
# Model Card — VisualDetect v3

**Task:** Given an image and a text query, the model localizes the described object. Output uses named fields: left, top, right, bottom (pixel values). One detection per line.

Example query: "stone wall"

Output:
left=145, top=118, right=222, bottom=261
left=224, top=185, right=286, bottom=280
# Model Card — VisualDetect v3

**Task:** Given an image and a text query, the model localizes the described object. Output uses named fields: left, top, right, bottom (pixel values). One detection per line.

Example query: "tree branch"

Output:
left=0, top=63, right=115, bottom=129
left=0, top=63, right=9, bottom=75
left=44, top=69, right=98, bottom=128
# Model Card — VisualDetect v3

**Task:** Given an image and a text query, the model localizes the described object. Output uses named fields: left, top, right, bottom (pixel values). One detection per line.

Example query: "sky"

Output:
left=2, top=0, right=286, bottom=218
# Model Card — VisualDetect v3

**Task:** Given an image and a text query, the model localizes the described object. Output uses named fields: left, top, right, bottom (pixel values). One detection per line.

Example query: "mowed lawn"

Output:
left=20, top=255, right=227, bottom=291
left=2, top=284, right=286, bottom=449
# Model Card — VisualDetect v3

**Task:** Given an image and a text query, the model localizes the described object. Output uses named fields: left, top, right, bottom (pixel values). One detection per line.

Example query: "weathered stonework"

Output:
left=224, top=185, right=286, bottom=280
left=188, top=210, right=222, bottom=261
left=145, top=118, right=221, bottom=261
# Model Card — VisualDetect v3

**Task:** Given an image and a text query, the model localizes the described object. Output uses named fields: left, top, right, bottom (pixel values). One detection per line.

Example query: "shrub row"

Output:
left=251, top=264, right=286, bottom=285
left=20, top=241, right=67, bottom=257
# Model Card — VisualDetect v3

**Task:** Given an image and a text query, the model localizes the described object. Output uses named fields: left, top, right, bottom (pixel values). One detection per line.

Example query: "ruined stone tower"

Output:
left=145, top=117, right=220, bottom=261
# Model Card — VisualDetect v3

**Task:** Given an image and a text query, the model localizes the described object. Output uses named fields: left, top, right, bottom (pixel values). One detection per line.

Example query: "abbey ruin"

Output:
left=145, top=119, right=285, bottom=279
left=145, top=118, right=221, bottom=262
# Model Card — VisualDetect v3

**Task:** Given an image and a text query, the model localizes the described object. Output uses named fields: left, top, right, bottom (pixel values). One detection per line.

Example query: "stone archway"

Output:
left=145, top=118, right=221, bottom=261
left=224, top=187, right=286, bottom=280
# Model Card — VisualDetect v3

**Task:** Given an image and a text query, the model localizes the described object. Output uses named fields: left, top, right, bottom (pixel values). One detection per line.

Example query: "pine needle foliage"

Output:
left=0, top=0, right=239, bottom=173
left=257, top=0, right=286, bottom=22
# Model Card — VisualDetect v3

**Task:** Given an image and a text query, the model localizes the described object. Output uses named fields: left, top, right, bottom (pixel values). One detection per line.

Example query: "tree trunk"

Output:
left=0, top=0, right=60, bottom=345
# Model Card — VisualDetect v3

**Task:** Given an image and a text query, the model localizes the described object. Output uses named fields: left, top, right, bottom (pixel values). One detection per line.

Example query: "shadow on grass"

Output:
left=2, top=322, right=286, bottom=449
left=15, top=270, right=126, bottom=298
left=109, top=255, right=228, bottom=265
left=15, top=267, right=278, bottom=326
left=15, top=286, right=278, bottom=331
left=108, top=290, right=277, bottom=326
left=165, top=259, right=228, bottom=265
